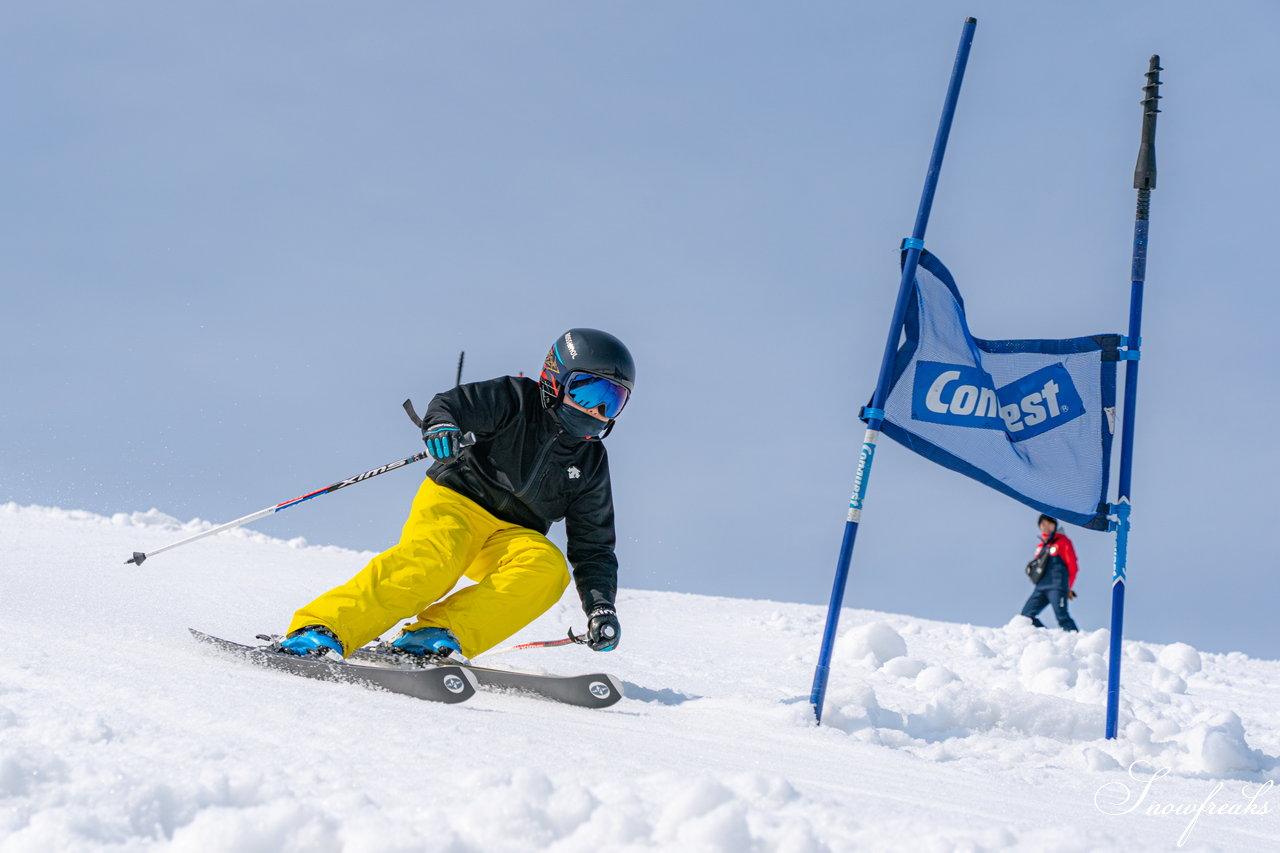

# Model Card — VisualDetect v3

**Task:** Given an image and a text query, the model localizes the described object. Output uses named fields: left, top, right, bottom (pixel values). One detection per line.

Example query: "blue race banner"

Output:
left=878, top=251, right=1121, bottom=530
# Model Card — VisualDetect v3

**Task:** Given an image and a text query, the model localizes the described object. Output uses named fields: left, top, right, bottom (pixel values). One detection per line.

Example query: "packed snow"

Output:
left=0, top=503, right=1276, bottom=851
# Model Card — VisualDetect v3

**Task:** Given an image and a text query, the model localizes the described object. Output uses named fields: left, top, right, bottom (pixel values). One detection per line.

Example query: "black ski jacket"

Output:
left=422, top=376, right=618, bottom=613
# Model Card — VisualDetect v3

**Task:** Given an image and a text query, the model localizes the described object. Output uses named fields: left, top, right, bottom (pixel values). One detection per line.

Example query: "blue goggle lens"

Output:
left=566, top=372, right=630, bottom=419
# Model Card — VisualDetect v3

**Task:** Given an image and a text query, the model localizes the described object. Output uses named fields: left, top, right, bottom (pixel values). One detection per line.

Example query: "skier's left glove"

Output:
left=1067, top=589, right=1078, bottom=601
left=423, top=423, right=463, bottom=460
left=586, top=606, right=620, bottom=652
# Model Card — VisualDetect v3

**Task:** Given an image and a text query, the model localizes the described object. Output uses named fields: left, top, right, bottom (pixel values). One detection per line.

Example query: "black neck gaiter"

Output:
left=555, top=404, right=608, bottom=441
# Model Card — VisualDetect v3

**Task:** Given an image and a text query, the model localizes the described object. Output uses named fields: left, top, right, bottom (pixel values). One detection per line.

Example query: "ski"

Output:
left=349, top=644, right=624, bottom=709
left=189, top=629, right=477, bottom=705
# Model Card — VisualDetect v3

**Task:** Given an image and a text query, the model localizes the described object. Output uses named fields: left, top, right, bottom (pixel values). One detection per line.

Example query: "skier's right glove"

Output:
left=586, top=606, right=620, bottom=652
left=423, top=423, right=462, bottom=460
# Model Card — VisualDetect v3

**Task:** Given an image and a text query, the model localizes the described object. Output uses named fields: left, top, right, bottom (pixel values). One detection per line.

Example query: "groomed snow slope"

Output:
left=0, top=503, right=1276, bottom=851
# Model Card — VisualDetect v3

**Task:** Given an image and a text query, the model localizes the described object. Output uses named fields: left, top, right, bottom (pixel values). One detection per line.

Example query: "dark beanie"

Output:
left=1038, top=514, right=1058, bottom=529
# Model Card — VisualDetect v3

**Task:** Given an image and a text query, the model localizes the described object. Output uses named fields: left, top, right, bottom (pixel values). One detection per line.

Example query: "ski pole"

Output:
left=125, top=399, right=474, bottom=566
left=487, top=628, right=587, bottom=655
left=124, top=451, right=430, bottom=566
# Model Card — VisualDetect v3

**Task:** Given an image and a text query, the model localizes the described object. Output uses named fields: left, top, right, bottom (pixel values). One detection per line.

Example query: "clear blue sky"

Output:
left=2, top=1, right=1276, bottom=657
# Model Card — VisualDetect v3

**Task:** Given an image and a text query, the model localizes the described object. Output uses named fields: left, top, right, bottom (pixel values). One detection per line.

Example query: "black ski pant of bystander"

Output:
left=1021, top=586, right=1078, bottom=632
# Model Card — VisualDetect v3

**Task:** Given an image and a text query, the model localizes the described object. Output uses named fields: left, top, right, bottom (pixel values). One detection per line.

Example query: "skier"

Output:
left=278, top=328, right=633, bottom=661
left=1020, top=514, right=1079, bottom=632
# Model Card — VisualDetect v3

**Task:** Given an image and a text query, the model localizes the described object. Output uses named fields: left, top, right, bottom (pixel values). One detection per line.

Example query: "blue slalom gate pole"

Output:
left=809, top=18, right=978, bottom=723
left=1105, top=56, right=1162, bottom=740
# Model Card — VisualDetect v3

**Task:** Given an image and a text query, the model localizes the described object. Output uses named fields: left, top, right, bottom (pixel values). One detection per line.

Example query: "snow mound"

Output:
left=833, top=620, right=907, bottom=667
left=815, top=618, right=1278, bottom=785
left=1158, top=642, right=1204, bottom=677
left=1182, top=712, right=1265, bottom=776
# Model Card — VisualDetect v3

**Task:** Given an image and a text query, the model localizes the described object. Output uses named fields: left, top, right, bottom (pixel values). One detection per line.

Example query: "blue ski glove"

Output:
left=586, top=606, right=620, bottom=652
left=423, top=423, right=462, bottom=460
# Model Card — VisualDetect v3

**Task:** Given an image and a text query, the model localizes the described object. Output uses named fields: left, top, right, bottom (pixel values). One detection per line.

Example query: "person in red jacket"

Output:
left=1020, top=514, right=1079, bottom=631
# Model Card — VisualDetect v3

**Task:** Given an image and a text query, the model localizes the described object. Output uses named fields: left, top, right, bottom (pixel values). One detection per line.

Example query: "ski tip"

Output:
left=125, top=552, right=146, bottom=566
left=596, top=674, right=625, bottom=706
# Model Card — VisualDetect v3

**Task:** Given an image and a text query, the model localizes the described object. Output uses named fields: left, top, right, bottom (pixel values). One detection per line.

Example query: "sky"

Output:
left=2, top=1, right=1278, bottom=658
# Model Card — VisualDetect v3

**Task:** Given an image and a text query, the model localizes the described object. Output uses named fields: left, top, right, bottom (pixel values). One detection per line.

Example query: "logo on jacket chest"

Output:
left=567, top=466, right=581, bottom=479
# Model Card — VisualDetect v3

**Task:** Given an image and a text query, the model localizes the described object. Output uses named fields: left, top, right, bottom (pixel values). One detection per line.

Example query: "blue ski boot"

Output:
left=279, top=626, right=344, bottom=657
left=393, top=627, right=462, bottom=658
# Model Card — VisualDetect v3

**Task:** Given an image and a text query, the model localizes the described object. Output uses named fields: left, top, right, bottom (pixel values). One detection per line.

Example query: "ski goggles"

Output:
left=565, top=371, right=630, bottom=419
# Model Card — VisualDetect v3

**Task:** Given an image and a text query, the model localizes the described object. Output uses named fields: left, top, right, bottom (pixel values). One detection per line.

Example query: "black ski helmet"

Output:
left=540, top=328, right=636, bottom=418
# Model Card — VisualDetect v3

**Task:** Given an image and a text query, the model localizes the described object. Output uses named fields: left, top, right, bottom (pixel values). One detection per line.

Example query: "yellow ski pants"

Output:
left=286, top=477, right=570, bottom=658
